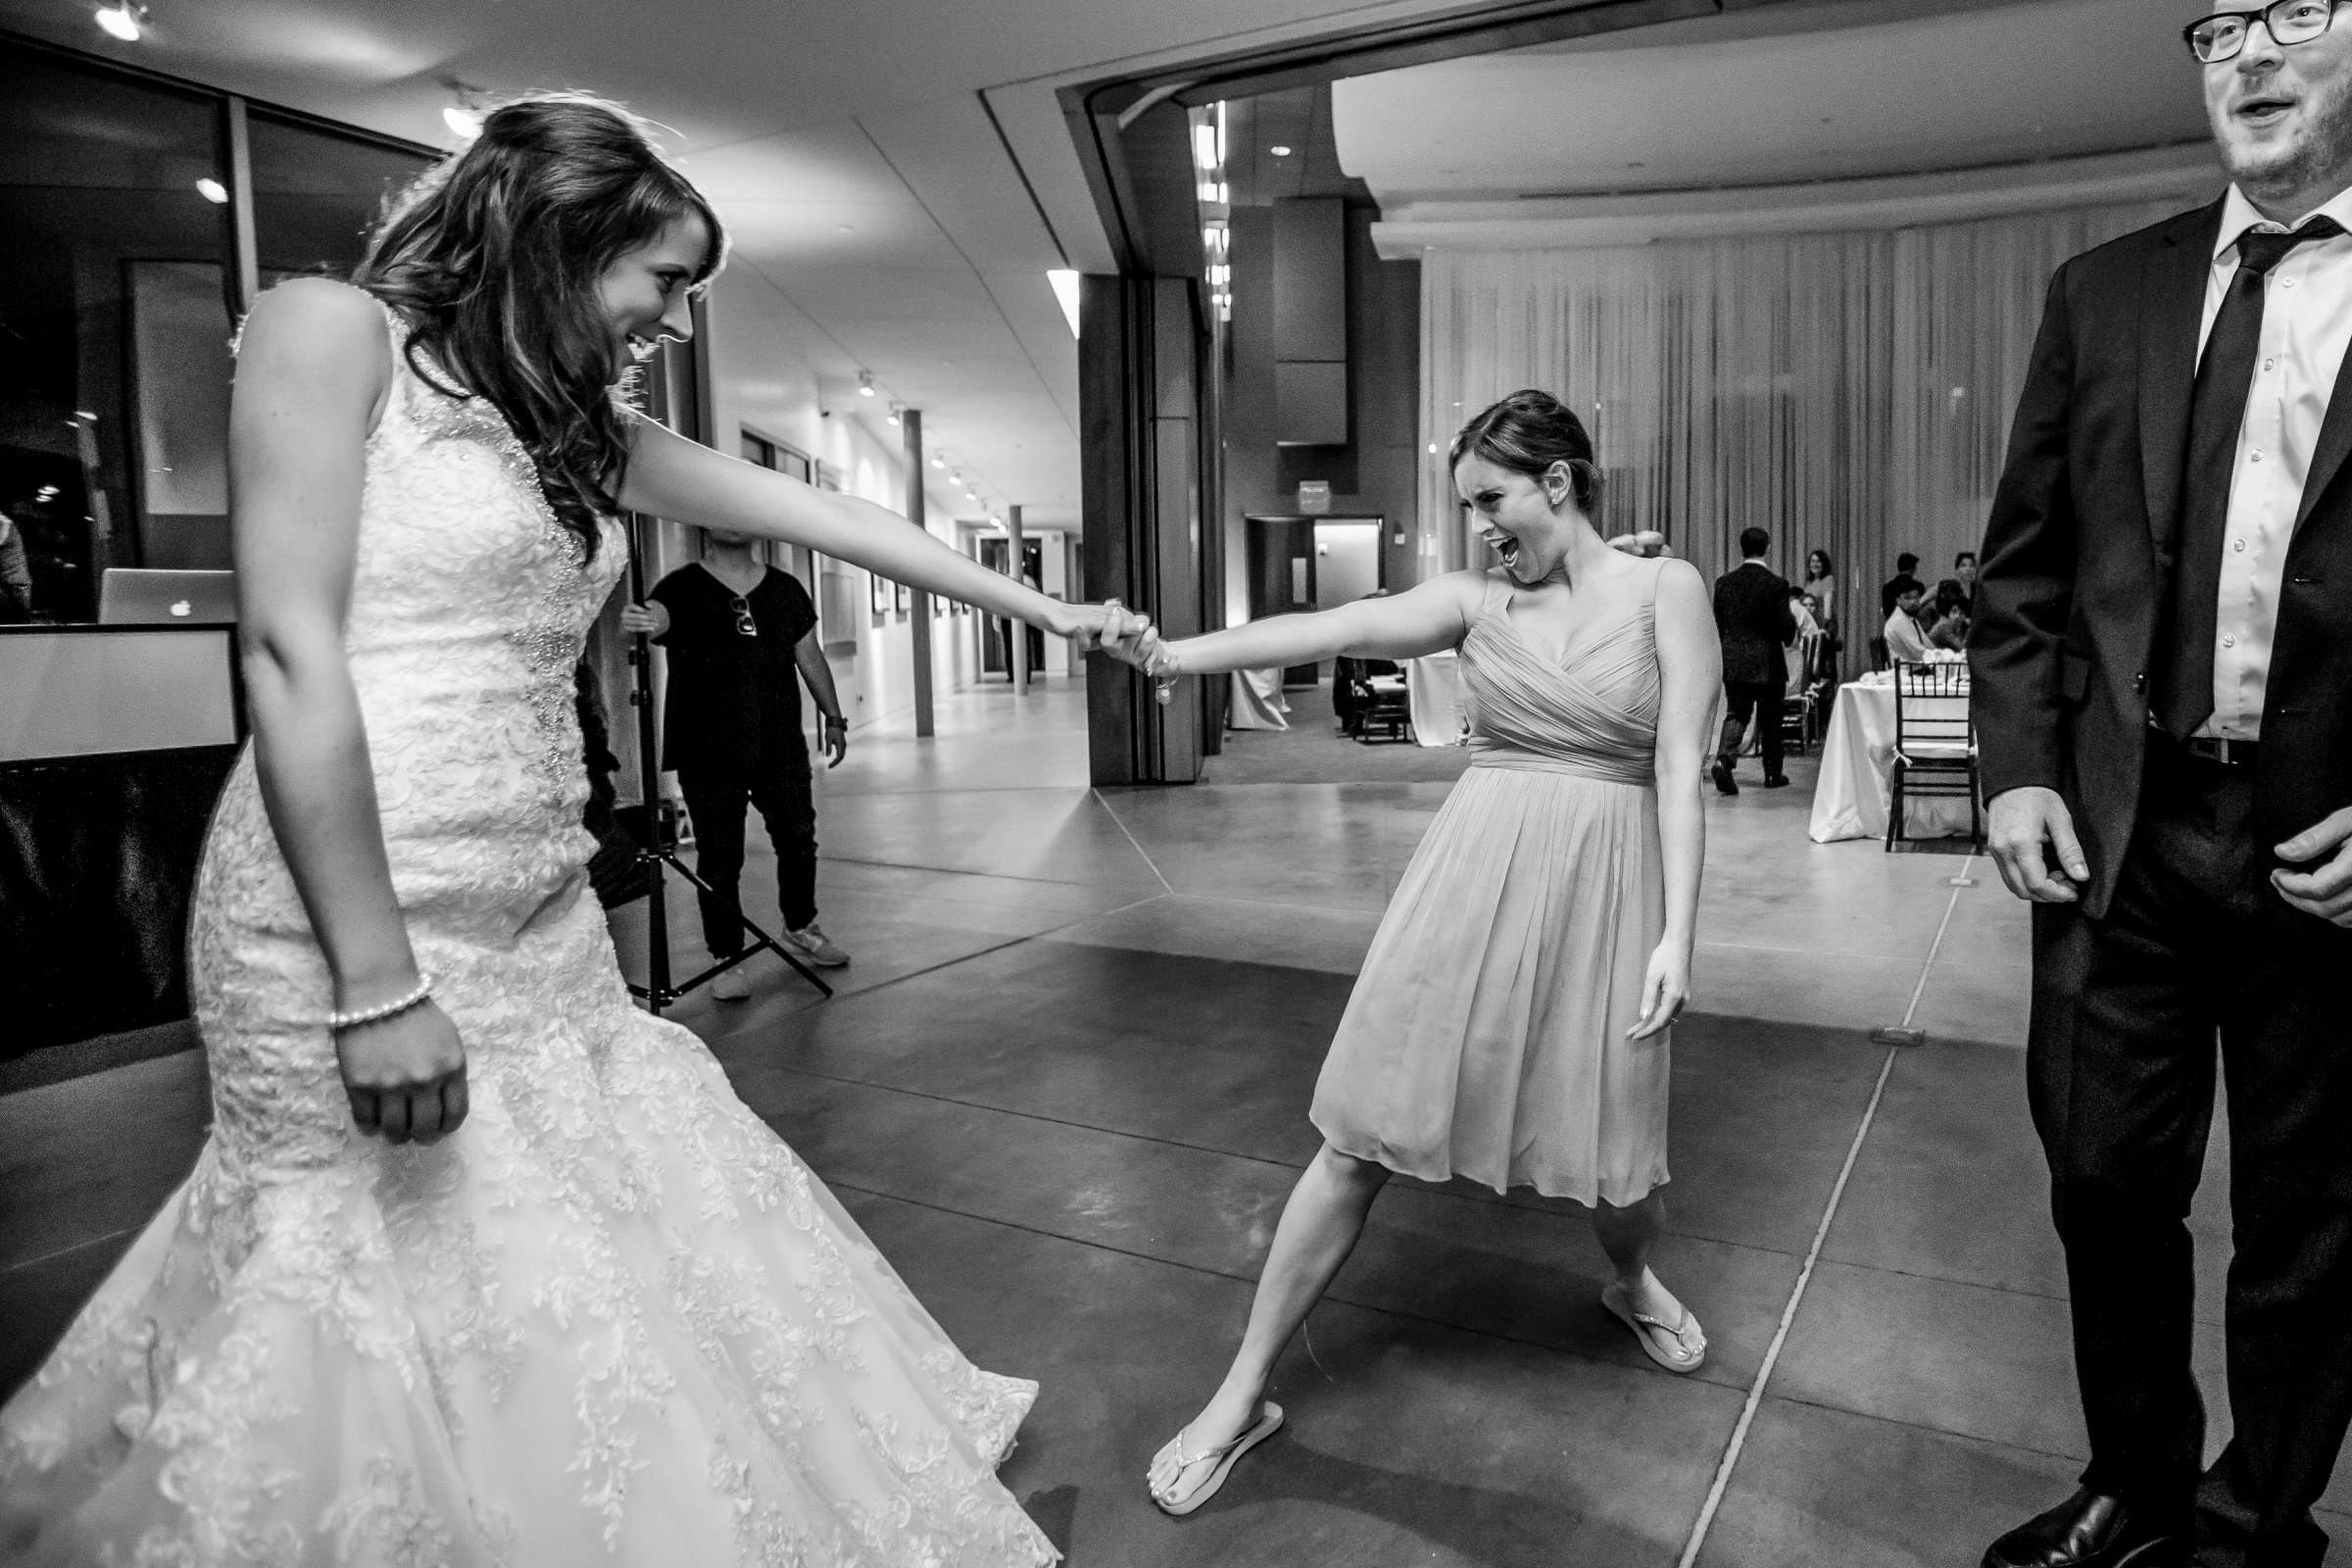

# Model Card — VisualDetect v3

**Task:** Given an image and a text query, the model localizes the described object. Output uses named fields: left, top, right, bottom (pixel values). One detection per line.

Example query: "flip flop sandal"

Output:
left=1601, top=1283, right=1707, bottom=1374
left=1147, top=1401, right=1285, bottom=1517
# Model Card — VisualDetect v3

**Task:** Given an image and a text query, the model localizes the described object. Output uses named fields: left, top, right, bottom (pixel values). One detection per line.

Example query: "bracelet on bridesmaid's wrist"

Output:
left=328, top=977, right=433, bottom=1033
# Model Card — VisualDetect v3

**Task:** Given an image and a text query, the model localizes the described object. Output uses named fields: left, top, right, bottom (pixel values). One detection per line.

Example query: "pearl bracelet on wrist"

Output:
left=328, top=977, right=433, bottom=1032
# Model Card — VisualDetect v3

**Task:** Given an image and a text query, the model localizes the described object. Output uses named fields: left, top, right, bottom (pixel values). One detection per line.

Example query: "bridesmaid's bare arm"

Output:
left=1146, top=571, right=1485, bottom=674
left=1632, top=559, right=1718, bottom=1037
left=231, top=278, right=465, bottom=1143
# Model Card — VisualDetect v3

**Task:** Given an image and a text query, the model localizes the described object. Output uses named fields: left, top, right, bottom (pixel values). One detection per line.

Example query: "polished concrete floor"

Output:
left=4, top=673, right=2347, bottom=1566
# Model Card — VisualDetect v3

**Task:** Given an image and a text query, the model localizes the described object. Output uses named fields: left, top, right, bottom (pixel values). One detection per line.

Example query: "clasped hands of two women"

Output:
left=1082, top=602, right=1176, bottom=687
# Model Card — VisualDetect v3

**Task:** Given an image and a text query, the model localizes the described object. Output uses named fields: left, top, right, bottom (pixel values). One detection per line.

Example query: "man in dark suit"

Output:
left=1972, top=8, right=2352, bottom=1566
left=1881, top=550, right=1925, bottom=618
left=1710, top=525, right=1795, bottom=795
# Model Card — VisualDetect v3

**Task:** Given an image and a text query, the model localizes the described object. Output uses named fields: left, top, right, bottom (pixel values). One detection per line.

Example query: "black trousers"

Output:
left=677, top=751, right=818, bottom=956
left=1718, top=679, right=1785, bottom=776
left=2030, top=743, right=2352, bottom=1568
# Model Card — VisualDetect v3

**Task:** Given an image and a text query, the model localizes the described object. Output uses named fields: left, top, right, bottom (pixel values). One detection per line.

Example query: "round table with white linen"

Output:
left=1808, top=669, right=1977, bottom=843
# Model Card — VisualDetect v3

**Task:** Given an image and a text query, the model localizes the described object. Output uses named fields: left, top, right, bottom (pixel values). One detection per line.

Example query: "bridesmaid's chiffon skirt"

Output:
left=1309, top=760, right=1670, bottom=1205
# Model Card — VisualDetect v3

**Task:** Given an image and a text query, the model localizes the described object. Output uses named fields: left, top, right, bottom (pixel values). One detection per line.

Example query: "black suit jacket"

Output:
left=1972, top=197, right=2352, bottom=918
left=1713, top=563, right=1796, bottom=687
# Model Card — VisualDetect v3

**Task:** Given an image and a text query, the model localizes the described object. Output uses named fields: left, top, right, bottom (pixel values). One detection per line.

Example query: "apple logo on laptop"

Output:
left=170, top=600, right=192, bottom=617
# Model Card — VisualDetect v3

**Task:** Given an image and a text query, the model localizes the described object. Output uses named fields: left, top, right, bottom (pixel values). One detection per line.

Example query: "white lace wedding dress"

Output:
left=0, top=303, right=1057, bottom=1567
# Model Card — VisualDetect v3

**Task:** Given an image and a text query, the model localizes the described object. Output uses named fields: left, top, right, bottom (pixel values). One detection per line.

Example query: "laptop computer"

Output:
left=96, top=568, right=238, bottom=625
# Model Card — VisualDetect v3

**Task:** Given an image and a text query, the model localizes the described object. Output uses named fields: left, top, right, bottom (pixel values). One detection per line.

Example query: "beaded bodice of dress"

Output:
left=1459, top=563, right=1662, bottom=786
left=185, top=301, right=624, bottom=1167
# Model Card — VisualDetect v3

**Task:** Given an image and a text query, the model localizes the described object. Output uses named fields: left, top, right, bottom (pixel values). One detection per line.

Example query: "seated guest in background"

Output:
left=1711, top=525, right=1796, bottom=794
left=1803, top=548, right=1837, bottom=636
left=0, top=506, right=29, bottom=622
left=1788, top=585, right=1822, bottom=641
left=1883, top=581, right=1932, bottom=664
left=1881, top=550, right=1924, bottom=618
left=1926, top=577, right=1972, bottom=652
left=1954, top=550, right=1979, bottom=613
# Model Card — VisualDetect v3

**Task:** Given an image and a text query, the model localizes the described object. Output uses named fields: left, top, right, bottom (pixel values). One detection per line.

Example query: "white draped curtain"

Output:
left=1417, top=197, right=2208, bottom=653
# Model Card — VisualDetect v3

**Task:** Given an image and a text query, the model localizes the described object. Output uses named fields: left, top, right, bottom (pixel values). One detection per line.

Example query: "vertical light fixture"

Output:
left=1047, top=270, right=1081, bottom=338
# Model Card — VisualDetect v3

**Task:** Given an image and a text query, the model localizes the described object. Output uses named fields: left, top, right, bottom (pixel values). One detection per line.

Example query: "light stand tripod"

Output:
left=619, top=511, right=831, bottom=1012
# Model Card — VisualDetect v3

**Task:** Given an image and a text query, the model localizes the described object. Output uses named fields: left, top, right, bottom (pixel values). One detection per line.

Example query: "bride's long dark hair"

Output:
left=354, top=94, right=727, bottom=558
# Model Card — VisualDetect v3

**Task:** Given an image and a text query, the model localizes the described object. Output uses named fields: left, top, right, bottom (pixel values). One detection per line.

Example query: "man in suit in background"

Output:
left=1972, top=7, right=2352, bottom=1565
left=1710, top=525, right=1795, bottom=795
left=1880, top=549, right=1924, bottom=617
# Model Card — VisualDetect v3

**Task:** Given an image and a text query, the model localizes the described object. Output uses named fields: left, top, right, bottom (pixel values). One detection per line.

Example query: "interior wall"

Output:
left=1221, top=203, right=1422, bottom=626
left=698, top=267, right=980, bottom=738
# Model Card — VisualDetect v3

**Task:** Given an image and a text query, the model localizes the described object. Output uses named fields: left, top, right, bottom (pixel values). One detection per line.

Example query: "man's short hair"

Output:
left=1740, top=526, right=1771, bottom=559
left=1896, top=552, right=1919, bottom=572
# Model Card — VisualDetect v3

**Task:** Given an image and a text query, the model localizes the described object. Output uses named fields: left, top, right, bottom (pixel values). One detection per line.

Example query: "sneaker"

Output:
left=783, top=921, right=851, bottom=968
left=709, top=963, right=752, bottom=1001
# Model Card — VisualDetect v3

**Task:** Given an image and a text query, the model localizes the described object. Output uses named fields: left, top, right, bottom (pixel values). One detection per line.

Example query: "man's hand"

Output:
left=2274, top=808, right=2352, bottom=927
left=820, top=715, right=848, bottom=768
left=1985, top=786, right=2089, bottom=904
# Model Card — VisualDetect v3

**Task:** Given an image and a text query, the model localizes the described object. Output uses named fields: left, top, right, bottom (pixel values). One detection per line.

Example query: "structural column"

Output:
left=902, top=408, right=935, bottom=738
left=1081, top=273, right=1210, bottom=785
left=1006, top=504, right=1029, bottom=694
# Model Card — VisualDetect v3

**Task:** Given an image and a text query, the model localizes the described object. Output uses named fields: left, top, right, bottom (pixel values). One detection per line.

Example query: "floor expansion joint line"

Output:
left=1900, top=854, right=1976, bottom=1031
left=1674, top=1042, right=1902, bottom=1568
left=1088, top=790, right=1176, bottom=896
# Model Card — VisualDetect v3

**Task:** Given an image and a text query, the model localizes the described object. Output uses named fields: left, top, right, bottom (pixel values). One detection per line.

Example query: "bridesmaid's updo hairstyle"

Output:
left=1448, top=389, right=1602, bottom=514
left=354, top=94, right=728, bottom=559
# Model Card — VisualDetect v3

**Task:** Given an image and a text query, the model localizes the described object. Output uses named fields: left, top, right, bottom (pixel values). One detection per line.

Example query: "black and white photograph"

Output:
left=5, top=1, right=2352, bottom=1564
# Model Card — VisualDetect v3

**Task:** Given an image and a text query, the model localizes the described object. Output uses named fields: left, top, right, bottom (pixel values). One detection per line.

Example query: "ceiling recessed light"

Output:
left=1269, top=145, right=1292, bottom=157
left=442, top=105, right=482, bottom=140
left=94, top=3, right=144, bottom=40
left=194, top=177, right=227, bottom=204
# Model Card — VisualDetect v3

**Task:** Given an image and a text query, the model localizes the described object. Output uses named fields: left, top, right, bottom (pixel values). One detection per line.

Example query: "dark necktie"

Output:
left=2153, top=217, right=2343, bottom=739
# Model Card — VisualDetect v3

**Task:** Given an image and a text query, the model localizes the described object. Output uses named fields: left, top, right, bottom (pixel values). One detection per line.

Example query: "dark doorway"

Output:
left=978, top=536, right=1045, bottom=680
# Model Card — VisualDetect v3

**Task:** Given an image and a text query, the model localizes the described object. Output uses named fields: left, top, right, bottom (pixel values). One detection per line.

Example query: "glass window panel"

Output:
left=0, top=45, right=230, bottom=618
left=246, top=110, right=431, bottom=283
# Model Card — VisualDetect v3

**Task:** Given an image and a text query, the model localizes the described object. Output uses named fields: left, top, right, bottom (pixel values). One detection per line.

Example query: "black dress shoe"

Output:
left=1763, top=773, right=1792, bottom=788
left=1983, top=1490, right=2184, bottom=1568
left=1711, top=759, right=1739, bottom=796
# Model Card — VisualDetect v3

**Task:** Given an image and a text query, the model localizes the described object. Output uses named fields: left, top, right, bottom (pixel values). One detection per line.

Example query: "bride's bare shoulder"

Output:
left=238, top=278, right=388, bottom=359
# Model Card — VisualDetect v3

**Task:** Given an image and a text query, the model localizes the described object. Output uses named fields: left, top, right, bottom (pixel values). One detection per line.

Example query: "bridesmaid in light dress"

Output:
left=1115, top=390, right=1722, bottom=1516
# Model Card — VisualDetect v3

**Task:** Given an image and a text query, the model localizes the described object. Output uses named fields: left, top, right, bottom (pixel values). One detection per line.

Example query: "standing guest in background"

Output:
left=1926, top=577, right=1972, bottom=652
left=0, top=506, right=30, bottom=621
left=1710, top=525, right=1796, bottom=794
left=1803, top=548, right=1838, bottom=637
left=1881, top=550, right=1924, bottom=617
left=1973, top=6, right=2352, bottom=1565
left=622, top=527, right=852, bottom=995
left=1954, top=549, right=1980, bottom=613
left=1883, top=581, right=1933, bottom=665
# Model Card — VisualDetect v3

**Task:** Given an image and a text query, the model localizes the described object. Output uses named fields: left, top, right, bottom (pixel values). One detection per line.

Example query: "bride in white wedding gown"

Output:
left=0, top=96, right=1122, bottom=1567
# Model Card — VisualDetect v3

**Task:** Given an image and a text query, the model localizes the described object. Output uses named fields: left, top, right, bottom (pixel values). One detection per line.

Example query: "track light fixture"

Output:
left=886, top=402, right=903, bottom=427
left=858, top=371, right=876, bottom=398
left=94, top=2, right=147, bottom=40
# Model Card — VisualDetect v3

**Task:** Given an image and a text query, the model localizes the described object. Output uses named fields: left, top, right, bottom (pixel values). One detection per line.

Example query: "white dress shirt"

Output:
left=1884, top=607, right=1930, bottom=664
left=2193, top=183, right=2352, bottom=740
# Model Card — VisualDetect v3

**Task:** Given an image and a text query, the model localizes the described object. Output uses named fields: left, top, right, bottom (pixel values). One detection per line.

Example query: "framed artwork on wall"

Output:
left=870, top=569, right=890, bottom=615
left=894, top=580, right=910, bottom=614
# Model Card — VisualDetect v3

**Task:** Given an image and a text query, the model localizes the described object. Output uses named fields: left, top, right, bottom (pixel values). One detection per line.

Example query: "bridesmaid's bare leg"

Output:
left=1147, top=1143, right=1392, bottom=1503
left=1593, top=1190, right=1706, bottom=1363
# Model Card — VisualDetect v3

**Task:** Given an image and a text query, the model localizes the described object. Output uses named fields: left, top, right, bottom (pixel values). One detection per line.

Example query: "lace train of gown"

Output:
left=0, top=295, right=1056, bottom=1567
